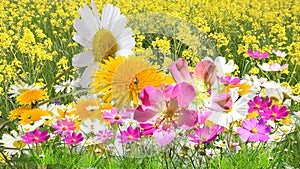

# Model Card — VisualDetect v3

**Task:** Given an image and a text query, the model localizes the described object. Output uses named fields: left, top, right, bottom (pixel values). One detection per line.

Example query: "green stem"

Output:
left=42, top=66, right=74, bottom=90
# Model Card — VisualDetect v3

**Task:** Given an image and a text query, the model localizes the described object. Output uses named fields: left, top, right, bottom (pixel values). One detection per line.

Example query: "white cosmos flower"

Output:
left=207, top=88, right=249, bottom=128
left=0, top=130, right=29, bottom=157
left=207, top=56, right=235, bottom=77
left=73, top=1, right=135, bottom=88
left=258, top=63, right=288, bottom=71
left=272, top=50, right=287, bottom=57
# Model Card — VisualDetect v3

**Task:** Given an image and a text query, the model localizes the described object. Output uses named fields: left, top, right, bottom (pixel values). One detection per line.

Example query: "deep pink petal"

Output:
left=134, top=105, right=158, bottom=122
left=177, top=110, right=198, bottom=129
left=171, top=82, right=195, bottom=108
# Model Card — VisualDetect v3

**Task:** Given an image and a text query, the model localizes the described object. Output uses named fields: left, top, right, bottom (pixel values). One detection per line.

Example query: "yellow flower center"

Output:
left=92, top=29, right=118, bottom=63
left=13, top=140, right=26, bottom=148
left=251, top=128, right=258, bottom=133
left=33, top=136, right=39, bottom=140
left=128, top=135, right=133, bottom=139
left=72, top=138, right=77, bottom=142
left=153, top=123, right=160, bottom=129
left=271, top=113, right=277, bottom=117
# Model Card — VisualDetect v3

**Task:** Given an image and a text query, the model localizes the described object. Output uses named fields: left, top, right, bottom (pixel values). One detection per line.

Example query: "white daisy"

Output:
left=8, top=84, right=40, bottom=98
left=207, top=88, right=249, bottom=128
left=54, top=79, right=79, bottom=93
left=72, top=1, right=135, bottom=87
left=0, top=130, right=28, bottom=157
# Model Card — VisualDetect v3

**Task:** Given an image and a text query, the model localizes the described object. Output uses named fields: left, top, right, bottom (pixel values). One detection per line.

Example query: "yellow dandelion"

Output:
left=16, top=89, right=47, bottom=105
left=19, top=108, right=51, bottom=125
left=75, top=97, right=104, bottom=121
left=225, top=83, right=252, bottom=96
left=93, top=55, right=166, bottom=107
left=9, top=106, right=31, bottom=121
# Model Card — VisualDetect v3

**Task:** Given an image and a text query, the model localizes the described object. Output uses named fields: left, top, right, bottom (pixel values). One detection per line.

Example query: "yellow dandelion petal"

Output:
left=225, top=83, right=252, bottom=96
left=75, top=97, right=103, bottom=121
left=19, top=108, right=51, bottom=125
left=16, top=89, right=47, bottom=105
left=9, top=106, right=31, bottom=121
left=111, top=56, right=165, bottom=107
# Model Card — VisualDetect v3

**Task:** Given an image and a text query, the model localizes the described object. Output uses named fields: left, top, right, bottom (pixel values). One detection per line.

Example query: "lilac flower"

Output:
left=103, top=107, right=131, bottom=125
left=64, top=132, right=84, bottom=145
left=96, top=129, right=113, bottom=143
left=117, top=126, right=141, bottom=144
left=21, top=129, right=50, bottom=144
left=188, top=125, right=223, bottom=144
left=260, top=104, right=289, bottom=120
left=248, top=49, right=269, bottom=59
left=52, top=118, right=76, bottom=137
left=237, top=118, right=271, bottom=142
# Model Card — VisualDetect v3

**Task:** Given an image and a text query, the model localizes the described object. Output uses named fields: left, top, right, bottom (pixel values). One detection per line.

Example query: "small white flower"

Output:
left=272, top=50, right=287, bottom=57
left=80, top=118, right=107, bottom=134
left=54, top=79, right=79, bottom=93
left=0, top=130, right=29, bottom=157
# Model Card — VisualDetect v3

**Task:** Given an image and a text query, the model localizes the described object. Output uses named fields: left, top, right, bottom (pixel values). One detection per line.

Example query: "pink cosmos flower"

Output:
left=103, top=107, right=131, bottom=125
left=237, top=118, right=271, bottom=142
left=258, top=63, right=288, bottom=71
left=248, top=96, right=272, bottom=113
left=21, top=129, right=50, bottom=144
left=260, top=104, right=289, bottom=120
left=247, top=49, right=269, bottom=59
left=170, top=58, right=217, bottom=86
left=218, top=76, right=240, bottom=85
left=96, top=129, right=113, bottom=143
left=117, top=126, right=141, bottom=144
left=134, top=82, right=198, bottom=145
left=188, top=125, right=223, bottom=144
left=64, top=132, right=84, bottom=145
left=52, top=118, right=76, bottom=137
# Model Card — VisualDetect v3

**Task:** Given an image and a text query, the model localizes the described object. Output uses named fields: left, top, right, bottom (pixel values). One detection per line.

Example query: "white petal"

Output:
left=73, top=33, right=93, bottom=49
left=80, top=63, right=99, bottom=88
left=72, top=50, right=94, bottom=67
left=115, top=49, right=134, bottom=57
left=91, top=0, right=101, bottom=28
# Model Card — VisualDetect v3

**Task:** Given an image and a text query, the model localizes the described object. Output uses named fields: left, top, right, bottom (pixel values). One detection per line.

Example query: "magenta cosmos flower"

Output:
left=218, top=76, right=240, bottom=85
left=103, top=107, right=131, bottom=125
left=188, top=125, right=223, bottom=144
left=247, top=49, right=269, bottom=59
left=260, top=104, right=289, bottom=120
left=248, top=96, right=272, bottom=113
left=237, top=118, right=271, bottom=142
left=64, top=132, right=84, bottom=145
left=52, top=118, right=76, bottom=137
left=21, top=129, right=50, bottom=144
left=96, top=129, right=113, bottom=143
left=117, top=126, right=141, bottom=144
left=134, top=82, right=198, bottom=146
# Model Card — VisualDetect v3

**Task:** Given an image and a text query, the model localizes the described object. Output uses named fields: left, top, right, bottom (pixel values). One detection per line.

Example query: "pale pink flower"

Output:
left=258, top=63, right=288, bottom=71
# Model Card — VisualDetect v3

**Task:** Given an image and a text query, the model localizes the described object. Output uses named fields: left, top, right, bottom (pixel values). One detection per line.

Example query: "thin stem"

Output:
left=42, top=66, right=74, bottom=90
left=164, top=151, right=169, bottom=169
